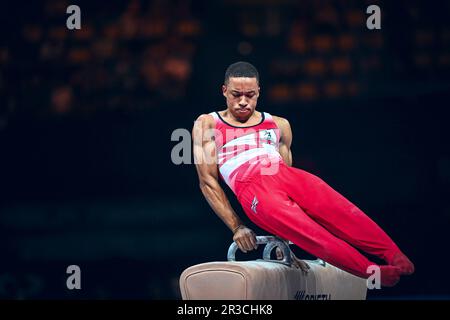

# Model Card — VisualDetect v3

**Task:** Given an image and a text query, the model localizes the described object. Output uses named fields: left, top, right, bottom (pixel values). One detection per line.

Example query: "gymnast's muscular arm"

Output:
left=192, top=114, right=257, bottom=253
left=272, top=116, right=293, bottom=166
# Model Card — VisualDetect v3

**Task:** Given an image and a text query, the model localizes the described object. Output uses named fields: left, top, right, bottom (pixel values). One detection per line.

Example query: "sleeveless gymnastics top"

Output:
left=209, top=111, right=283, bottom=194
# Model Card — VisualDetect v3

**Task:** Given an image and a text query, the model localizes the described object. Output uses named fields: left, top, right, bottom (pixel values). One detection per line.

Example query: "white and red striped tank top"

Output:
left=209, top=111, right=283, bottom=194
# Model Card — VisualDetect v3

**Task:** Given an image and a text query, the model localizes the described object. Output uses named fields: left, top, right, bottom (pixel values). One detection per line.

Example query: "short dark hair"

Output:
left=224, top=61, right=259, bottom=85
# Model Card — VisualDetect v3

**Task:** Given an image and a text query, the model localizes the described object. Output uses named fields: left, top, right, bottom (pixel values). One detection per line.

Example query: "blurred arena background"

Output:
left=1, top=0, right=450, bottom=299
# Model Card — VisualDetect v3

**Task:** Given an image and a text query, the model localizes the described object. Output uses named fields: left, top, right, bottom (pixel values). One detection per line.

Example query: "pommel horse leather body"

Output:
left=179, top=236, right=367, bottom=300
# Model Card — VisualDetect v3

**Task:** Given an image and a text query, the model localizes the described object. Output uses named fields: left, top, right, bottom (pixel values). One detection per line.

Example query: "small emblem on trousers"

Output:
left=251, top=196, right=258, bottom=213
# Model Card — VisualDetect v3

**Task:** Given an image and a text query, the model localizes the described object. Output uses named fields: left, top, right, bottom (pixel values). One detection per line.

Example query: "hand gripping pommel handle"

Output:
left=227, top=236, right=292, bottom=266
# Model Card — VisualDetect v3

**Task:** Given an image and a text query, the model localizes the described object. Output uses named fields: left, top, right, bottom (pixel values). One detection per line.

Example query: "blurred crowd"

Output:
left=1, top=0, right=449, bottom=116
left=2, top=0, right=201, bottom=118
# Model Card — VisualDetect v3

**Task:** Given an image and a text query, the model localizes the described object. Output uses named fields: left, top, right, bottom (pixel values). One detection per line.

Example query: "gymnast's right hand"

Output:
left=233, top=226, right=258, bottom=253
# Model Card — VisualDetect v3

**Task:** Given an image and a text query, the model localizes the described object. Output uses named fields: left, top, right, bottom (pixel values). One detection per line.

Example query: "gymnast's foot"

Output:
left=380, top=265, right=402, bottom=287
left=390, top=252, right=415, bottom=275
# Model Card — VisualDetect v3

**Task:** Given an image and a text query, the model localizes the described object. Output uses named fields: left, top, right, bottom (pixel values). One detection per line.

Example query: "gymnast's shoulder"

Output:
left=193, top=113, right=215, bottom=128
left=270, top=114, right=291, bottom=129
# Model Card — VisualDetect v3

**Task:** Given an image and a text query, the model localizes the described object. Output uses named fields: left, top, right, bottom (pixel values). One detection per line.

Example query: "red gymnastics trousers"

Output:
left=235, top=161, right=403, bottom=280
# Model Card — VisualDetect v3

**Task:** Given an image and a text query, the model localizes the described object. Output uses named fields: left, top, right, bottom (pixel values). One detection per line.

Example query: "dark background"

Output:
left=1, top=0, right=449, bottom=299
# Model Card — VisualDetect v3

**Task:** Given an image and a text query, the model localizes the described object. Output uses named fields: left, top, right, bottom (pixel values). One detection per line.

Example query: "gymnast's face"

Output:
left=222, top=77, right=260, bottom=120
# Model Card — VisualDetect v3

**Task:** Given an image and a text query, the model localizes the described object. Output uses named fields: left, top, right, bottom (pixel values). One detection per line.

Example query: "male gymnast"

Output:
left=193, top=61, right=414, bottom=286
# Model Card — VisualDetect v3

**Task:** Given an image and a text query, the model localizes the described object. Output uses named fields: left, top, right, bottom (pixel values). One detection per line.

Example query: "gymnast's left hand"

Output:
left=233, top=226, right=258, bottom=253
